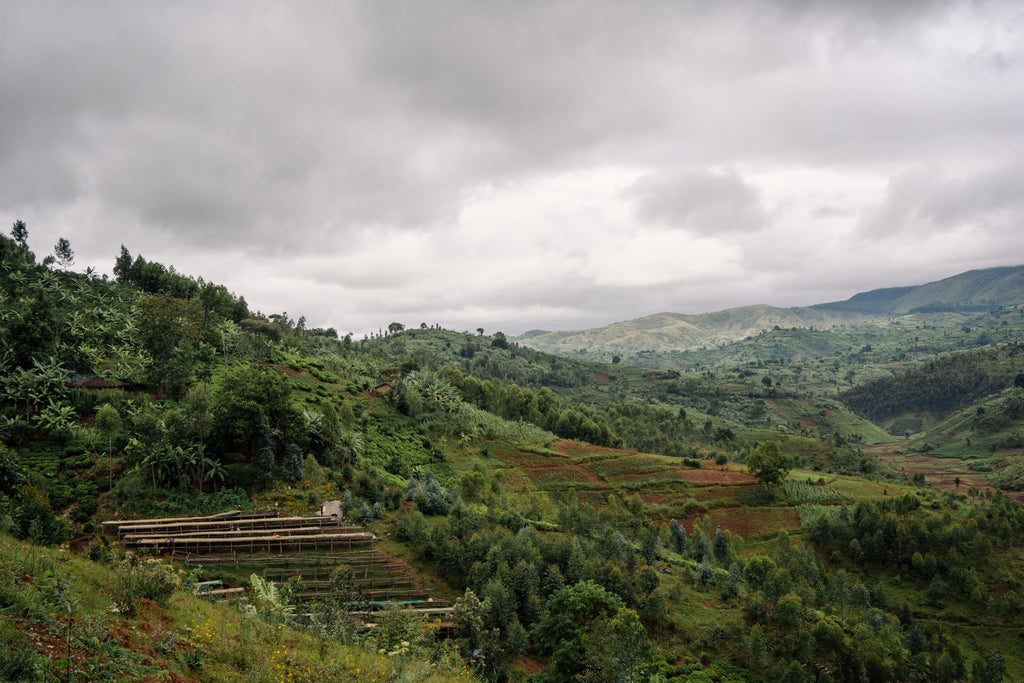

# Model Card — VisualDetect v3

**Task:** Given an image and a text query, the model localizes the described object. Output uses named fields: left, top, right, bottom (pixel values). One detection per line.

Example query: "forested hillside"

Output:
left=3, top=222, right=1024, bottom=681
left=840, top=344, right=1024, bottom=425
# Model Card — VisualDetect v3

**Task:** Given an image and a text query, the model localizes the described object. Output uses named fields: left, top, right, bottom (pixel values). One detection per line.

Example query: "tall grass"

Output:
left=783, top=480, right=850, bottom=503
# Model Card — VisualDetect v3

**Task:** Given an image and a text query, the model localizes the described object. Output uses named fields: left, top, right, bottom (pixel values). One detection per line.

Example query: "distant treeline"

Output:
left=840, top=344, right=1024, bottom=424
left=908, top=302, right=999, bottom=315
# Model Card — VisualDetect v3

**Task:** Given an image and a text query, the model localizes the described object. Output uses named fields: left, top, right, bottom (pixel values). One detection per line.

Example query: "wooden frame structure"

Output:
left=103, top=509, right=453, bottom=622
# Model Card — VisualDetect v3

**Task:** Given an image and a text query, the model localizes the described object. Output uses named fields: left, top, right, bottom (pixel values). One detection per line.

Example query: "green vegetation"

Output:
left=4, top=221, right=1024, bottom=680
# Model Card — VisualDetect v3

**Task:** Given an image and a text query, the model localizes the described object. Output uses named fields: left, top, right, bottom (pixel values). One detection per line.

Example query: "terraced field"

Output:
left=497, top=441, right=814, bottom=536
left=867, top=442, right=1024, bottom=503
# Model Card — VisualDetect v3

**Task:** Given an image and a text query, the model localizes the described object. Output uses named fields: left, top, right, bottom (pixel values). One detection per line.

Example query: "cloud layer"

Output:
left=3, top=1, right=1024, bottom=335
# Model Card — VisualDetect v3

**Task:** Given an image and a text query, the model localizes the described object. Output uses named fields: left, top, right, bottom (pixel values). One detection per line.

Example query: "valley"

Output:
left=3, top=236, right=1024, bottom=681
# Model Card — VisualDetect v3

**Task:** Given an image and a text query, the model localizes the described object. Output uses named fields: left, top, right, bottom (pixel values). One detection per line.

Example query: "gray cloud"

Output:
left=626, top=169, right=767, bottom=235
left=2, top=0, right=1024, bottom=336
left=858, top=161, right=1024, bottom=239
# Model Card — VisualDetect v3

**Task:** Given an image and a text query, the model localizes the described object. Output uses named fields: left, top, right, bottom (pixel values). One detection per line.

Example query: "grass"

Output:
left=788, top=470, right=904, bottom=500
left=0, top=534, right=479, bottom=683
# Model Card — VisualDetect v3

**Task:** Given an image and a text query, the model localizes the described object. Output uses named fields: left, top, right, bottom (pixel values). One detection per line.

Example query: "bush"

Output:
left=111, top=557, right=180, bottom=617
left=9, top=486, right=72, bottom=545
left=407, top=471, right=457, bottom=516
left=87, top=543, right=107, bottom=563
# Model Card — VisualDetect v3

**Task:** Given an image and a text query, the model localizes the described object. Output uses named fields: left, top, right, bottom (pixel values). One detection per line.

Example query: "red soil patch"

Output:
left=691, top=485, right=751, bottom=504
left=612, top=470, right=676, bottom=483
left=498, top=470, right=533, bottom=488
left=706, top=507, right=800, bottom=538
left=496, top=449, right=607, bottom=485
left=517, top=655, right=546, bottom=675
left=640, top=492, right=675, bottom=505
left=678, top=469, right=757, bottom=484
left=520, top=462, right=606, bottom=486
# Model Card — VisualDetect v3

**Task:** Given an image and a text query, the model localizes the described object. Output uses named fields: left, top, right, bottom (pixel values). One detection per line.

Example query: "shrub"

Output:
left=111, top=557, right=180, bottom=616
left=87, top=543, right=107, bottom=563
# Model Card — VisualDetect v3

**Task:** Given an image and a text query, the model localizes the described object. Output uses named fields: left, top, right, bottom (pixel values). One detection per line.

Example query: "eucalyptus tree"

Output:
left=53, top=238, right=74, bottom=270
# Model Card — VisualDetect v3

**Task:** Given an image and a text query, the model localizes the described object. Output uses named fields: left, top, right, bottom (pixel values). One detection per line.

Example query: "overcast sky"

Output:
left=3, top=1, right=1024, bottom=337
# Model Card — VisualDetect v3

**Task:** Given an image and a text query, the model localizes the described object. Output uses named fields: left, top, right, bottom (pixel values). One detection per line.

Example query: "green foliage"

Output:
left=211, top=361, right=303, bottom=457
left=133, top=293, right=205, bottom=395
left=248, top=573, right=295, bottom=621
left=842, top=343, right=1022, bottom=424
left=9, top=228, right=1024, bottom=680
left=783, top=479, right=849, bottom=503
left=114, top=486, right=248, bottom=518
left=94, top=403, right=121, bottom=457
left=111, top=556, right=180, bottom=617
left=406, top=469, right=458, bottom=516
left=5, top=483, right=72, bottom=545
left=746, top=440, right=793, bottom=486
left=533, top=580, right=624, bottom=681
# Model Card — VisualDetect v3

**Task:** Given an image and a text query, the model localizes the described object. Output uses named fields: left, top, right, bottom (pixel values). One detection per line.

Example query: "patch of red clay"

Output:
left=678, top=469, right=757, bottom=484
left=708, top=507, right=801, bottom=538
left=518, top=462, right=605, bottom=485
left=691, top=485, right=750, bottom=504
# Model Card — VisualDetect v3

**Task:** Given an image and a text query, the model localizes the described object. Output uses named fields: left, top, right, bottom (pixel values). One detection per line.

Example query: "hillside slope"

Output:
left=517, top=264, right=1024, bottom=357
left=814, top=264, right=1024, bottom=315
left=517, top=305, right=868, bottom=357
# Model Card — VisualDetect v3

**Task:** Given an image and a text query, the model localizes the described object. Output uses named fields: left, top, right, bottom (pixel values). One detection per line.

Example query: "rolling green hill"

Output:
left=516, top=305, right=870, bottom=358
left=839, top=343, right=1024, bottom=428
left=516, top=264, right=1024, bottom=359
left=814, top=264, right=1024, bottom=315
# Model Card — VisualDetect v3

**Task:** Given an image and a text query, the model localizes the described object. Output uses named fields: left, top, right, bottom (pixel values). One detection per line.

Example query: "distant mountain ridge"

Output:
left=516, top=264, right=1024, bottom=356
left=812, top=265, right=1024, bottom=315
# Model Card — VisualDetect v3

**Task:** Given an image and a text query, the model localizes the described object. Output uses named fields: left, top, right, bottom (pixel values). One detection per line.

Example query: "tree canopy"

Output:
left=746, top=440, right=793, bottom=486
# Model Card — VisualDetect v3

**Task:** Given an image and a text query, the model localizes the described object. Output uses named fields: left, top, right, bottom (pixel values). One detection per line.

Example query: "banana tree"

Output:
left=203, top=456, right=227, bottom=493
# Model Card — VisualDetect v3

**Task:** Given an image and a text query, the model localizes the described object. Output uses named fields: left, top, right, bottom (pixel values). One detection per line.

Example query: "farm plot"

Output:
left=867, top=443, right=1024, bottom=503
left=497, top=449, right=607, bottom=489
left=700, top=506, right=801, bottom=539
left=690, top=484, right=753, bottom=506
left=677, top=468, right=757, bottom=485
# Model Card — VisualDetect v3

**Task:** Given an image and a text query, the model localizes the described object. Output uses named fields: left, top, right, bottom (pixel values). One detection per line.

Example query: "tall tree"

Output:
left=113, top=245, right=134, bottom=283
left=533, top=580, right=623, bottom=681
left=53, top=238, right=74, bottom=270
left=746, top=440, right=793, bottom=487
left=95, top=403, right=121, bottom=480
left=133, top=293, right=204, bottom=394
left=211, top=361, right=302, bottom=457
left=10, top=219, right=28, bottom=249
